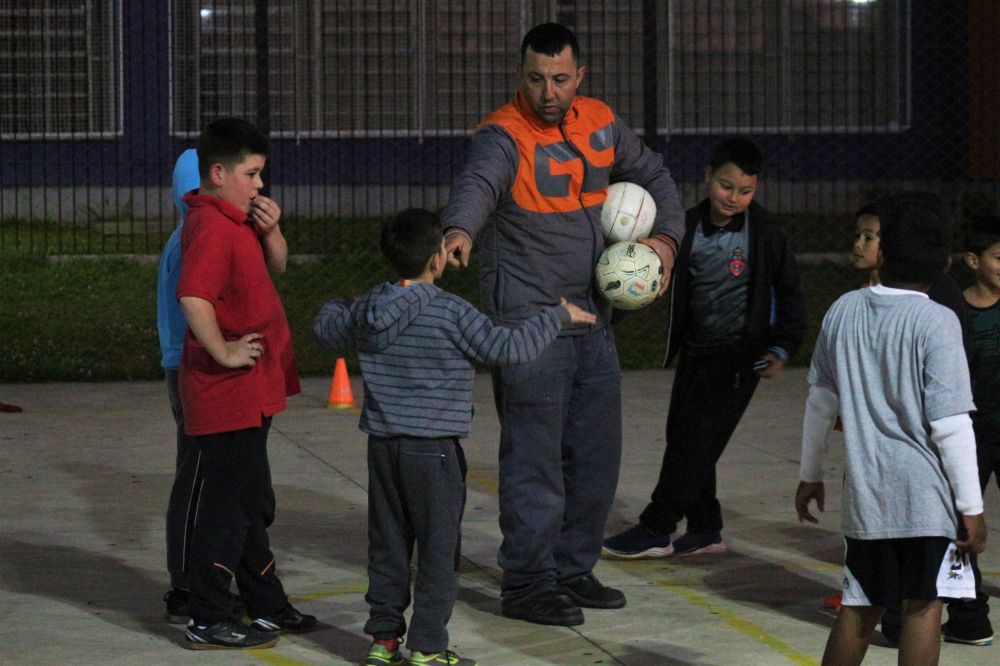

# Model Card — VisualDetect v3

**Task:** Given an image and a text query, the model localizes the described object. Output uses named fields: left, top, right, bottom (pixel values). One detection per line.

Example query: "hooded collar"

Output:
left=354, top=281, right=440, bottom=351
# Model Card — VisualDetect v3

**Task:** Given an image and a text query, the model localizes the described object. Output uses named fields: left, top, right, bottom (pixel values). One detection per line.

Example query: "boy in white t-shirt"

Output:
left=795, top=192, right=987, bottom=665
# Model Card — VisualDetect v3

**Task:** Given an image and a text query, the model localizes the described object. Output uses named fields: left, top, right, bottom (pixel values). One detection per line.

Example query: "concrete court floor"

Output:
left=1, top=368, right=997, bottom=666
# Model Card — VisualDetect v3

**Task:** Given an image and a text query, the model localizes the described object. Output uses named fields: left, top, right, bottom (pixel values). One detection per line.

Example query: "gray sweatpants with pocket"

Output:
left=363, top=435, right=467, bottom=653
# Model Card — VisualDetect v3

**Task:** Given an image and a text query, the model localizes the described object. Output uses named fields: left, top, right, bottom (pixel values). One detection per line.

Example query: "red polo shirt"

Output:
left=177, top=193, right=300, bottom=436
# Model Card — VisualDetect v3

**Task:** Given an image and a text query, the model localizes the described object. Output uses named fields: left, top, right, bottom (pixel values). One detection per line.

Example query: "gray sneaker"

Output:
left=185, top=619, right=279, bottom=650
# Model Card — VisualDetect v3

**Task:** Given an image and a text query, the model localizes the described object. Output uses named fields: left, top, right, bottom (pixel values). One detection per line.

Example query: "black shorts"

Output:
left=840, top=536, right=975, bottom=607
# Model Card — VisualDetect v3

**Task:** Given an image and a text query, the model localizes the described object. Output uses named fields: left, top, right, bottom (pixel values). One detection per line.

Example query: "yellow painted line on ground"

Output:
left=655, top=580, right=819, bottom=666
left=466, top=468, right=499, bottom=494
left=252, top=651, right=317, bottom=666
left=292, top=584, right=368, bottom=602
left=465, top=465, right=824, bottom=664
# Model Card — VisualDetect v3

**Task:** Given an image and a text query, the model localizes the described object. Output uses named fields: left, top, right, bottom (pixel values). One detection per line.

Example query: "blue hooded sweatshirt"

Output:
left=157, top=149, right=200, bottom=369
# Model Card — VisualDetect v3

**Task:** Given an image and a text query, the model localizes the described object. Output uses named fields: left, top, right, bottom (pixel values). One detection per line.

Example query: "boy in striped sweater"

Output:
left=313, top=208, right=594, bottom=666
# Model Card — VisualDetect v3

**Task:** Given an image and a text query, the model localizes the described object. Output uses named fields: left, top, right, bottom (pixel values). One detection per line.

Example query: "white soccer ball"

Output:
left=595, top=241, right=663, bottom=310
left=600, top=182, right=656, bottom=242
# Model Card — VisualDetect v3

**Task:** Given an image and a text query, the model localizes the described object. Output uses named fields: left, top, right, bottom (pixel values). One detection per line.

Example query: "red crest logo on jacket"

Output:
left=728, top=247, right=747, bottom=277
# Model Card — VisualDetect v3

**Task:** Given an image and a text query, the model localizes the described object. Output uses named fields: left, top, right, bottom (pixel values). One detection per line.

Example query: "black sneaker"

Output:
left=502, top=590, right=584, bottom=626
left=602, top=524, right=672, bottom=559
left=163, top=588, right=190, bottom=624
left=185, top=619, right=279, bottom=650
left=554, top=573, right=626, bottom=609
left=942, top=619, right=994, bottom=646
left=670, top=531, right=727, bottom=556
left=250, top=603, right=317, bottom=634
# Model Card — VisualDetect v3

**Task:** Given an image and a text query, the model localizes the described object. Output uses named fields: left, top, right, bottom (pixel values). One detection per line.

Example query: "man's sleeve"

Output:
left=440, top=125, right=518, bottom=241
left=608, top=114, right=685, bottom=249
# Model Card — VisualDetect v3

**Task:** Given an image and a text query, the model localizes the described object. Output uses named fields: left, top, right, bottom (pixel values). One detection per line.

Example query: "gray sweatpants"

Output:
left=363, top=435, right=467, bottom=653
left=493, top=329, right=622, bottom=607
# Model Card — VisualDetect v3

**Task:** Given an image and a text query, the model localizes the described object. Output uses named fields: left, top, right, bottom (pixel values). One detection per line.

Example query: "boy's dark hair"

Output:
left=197, top=118, right=270, bottom=179
left=380, top=208, right=443, bottom=279
left=876, top=192, right=952, bottom=286
left=962, top=216, right=1000, bottom=255
left=855, top=202, right=880, bottom=219
left=521, top=23, right=579, bottom=64
left=709, top=138, right=763, bottom=176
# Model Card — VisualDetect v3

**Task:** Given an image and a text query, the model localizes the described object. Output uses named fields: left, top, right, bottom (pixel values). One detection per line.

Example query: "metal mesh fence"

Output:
left=1, top=0, right=999, bottom=380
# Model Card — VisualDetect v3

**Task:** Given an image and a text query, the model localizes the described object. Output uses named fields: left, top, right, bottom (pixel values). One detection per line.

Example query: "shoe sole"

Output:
left=942, top=634, right=994, bottom=646
left=600, top=545, right=674, bottom=560
left=553, top=587, right=627, bottom=609
left=184, top=637, right=279, bottom=650
left=165, top=613, right=189, bottom=625
left=501, top=608, right=584, bottom=626
left=673, top=542, right=727, bottom=557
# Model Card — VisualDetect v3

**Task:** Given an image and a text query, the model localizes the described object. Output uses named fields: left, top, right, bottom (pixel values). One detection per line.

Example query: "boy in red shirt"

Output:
left=178, top=118, right=314, bottom=650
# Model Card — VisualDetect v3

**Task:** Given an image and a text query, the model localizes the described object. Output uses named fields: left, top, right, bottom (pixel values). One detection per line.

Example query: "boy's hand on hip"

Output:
left=795, top=481, right=824, bottom=524
left=958, top=513, right=987, bottom=555
left=219, top=332, right=265, bottom=368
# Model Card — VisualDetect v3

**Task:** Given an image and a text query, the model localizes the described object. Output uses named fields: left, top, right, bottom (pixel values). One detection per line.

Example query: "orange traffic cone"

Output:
left=326, top=357, right=356, bottom=409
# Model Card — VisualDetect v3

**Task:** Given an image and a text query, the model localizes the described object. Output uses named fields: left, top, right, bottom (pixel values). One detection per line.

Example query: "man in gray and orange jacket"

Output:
left=442, top=22, right=685, bottom=627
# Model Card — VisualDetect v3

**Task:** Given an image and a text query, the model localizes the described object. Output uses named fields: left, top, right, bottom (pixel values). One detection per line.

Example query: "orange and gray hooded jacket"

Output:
left=442, top=91, right=685, bottom=332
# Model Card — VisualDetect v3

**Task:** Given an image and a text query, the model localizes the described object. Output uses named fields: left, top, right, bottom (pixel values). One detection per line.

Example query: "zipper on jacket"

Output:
left=559, top=121, right=603, bottom=322
left=662, top=275, right=677, bottom=368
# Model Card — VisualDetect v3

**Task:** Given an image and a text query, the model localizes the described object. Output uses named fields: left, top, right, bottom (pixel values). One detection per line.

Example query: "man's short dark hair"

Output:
left=380, top=208, right=443, bottom=279
left=962, top=216, right=1000, bottom=255
left=520, top=23, right=580, bottom=63
left=708, top=138, right=763, bottom=176
left=197, top=118, right=270, bottom=179
left=876, top=192, right=952, bottom=286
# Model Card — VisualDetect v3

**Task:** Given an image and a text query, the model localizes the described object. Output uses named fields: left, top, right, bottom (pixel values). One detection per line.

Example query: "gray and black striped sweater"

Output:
left=313, top=281, right=570, bottom=438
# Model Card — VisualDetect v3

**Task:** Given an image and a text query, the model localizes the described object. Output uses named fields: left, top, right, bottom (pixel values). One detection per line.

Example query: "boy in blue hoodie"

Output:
left=157, top=148, right=201, bottom=621
left=313, top=208, right=595, bottom=666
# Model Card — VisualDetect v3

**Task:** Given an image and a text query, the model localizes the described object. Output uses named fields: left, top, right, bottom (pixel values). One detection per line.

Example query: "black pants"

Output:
left=942, top=429, right=999, bottom=630
left=164, top=369, right=201, bottom=590
left=640, top=347, right=760, bottom=536
left=363, top=435, right=467, bottom=653
left=186, top=417, right=287, bottom=623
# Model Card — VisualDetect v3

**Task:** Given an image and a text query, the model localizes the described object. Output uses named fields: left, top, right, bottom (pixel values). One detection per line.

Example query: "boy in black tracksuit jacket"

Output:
left=604, top=138, right=807, bottom=558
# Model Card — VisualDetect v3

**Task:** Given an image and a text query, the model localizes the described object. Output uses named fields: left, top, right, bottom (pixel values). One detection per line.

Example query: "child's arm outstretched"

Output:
left=932, top=413, right=987, bottom=554
left=180, top=296, right=265, bottom=368
left=455, top=298, right=596, bottom=366
left=795, top=384, right=839, bottom=523
left=312, top=297, right=361, bottom=352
